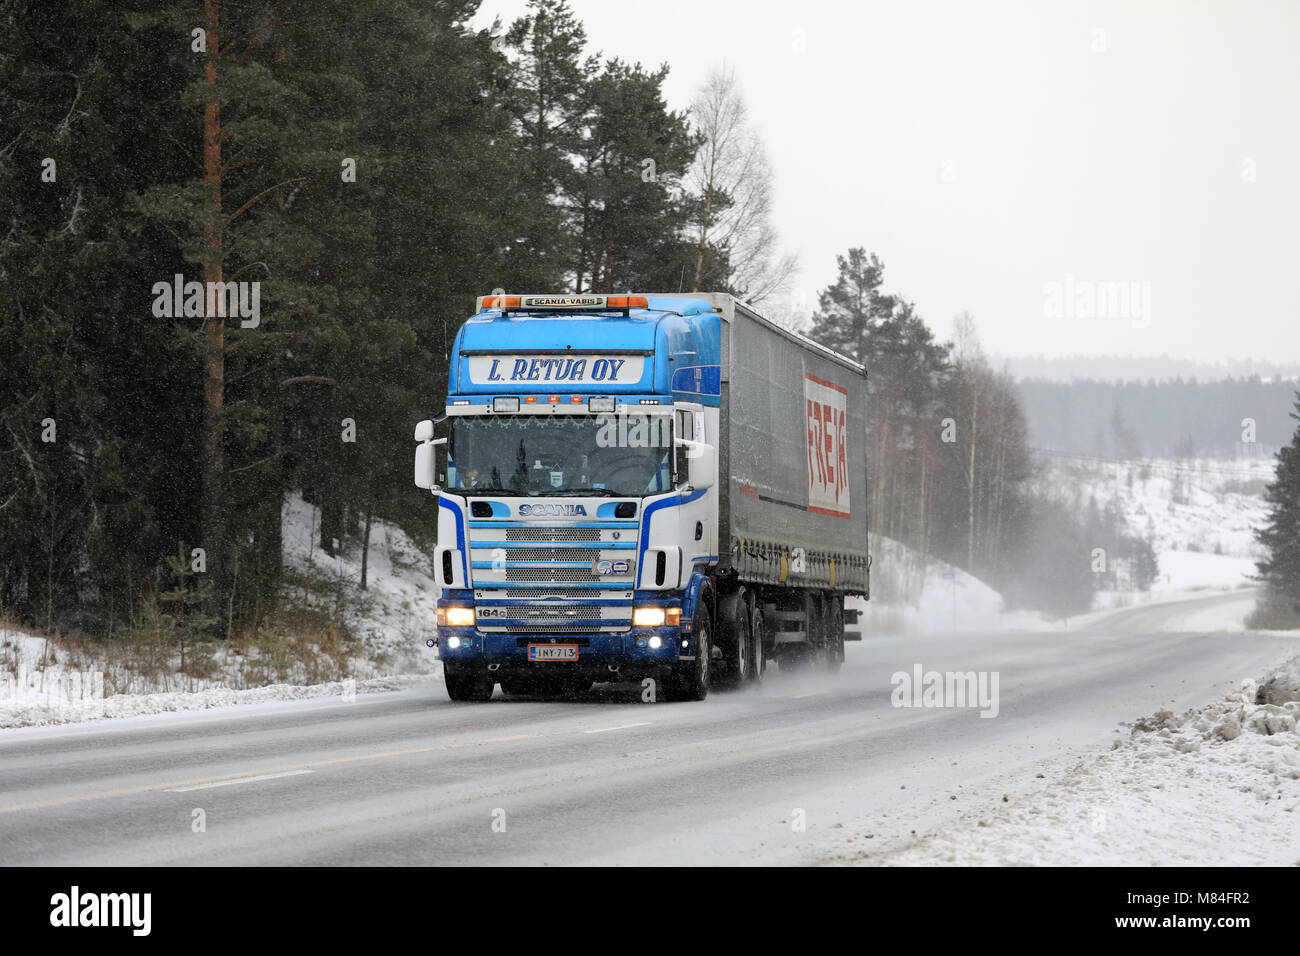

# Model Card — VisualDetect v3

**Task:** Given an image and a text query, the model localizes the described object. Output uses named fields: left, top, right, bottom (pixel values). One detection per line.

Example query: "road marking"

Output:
left=583, top=722, right=650, bottom=734
left=164, top=770, right=313, bottom=792
left=0, top=732, right=537, bottom=814
left=790, top=692, right=827, bottom=700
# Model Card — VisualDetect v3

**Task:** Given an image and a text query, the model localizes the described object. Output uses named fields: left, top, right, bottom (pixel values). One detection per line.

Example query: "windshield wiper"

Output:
left=547, top=487, right=619, bottom=497
left=463, top=487, right=533, bottom=496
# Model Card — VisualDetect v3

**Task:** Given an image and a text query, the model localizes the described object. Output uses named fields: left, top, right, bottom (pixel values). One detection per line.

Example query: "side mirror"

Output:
left=674, top=439, right=715, bottom=491
left=414, top=420, right=446, bottom=491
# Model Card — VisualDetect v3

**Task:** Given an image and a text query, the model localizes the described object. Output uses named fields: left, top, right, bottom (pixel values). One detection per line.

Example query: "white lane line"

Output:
left=790, top=692, right=826, bottom=699
left=583, top=722, right=651, bottom=734
left=165, top=770, right=314, bottom=792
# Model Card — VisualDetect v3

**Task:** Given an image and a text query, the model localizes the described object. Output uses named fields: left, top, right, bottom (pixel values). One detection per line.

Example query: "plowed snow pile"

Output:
left=876, top=659, right=1300, bottom=866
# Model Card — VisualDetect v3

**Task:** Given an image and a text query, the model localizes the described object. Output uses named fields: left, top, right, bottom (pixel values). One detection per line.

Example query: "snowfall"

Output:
left=2, top=455, right=1297, bottom=866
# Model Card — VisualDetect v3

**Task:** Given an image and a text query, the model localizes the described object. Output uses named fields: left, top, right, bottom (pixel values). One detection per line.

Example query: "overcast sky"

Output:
left=472, top=0, right=1300, bottom=364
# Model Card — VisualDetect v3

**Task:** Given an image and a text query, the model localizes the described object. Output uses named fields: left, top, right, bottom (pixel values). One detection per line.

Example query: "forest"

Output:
left=1, top=0, right=1240, bottom=652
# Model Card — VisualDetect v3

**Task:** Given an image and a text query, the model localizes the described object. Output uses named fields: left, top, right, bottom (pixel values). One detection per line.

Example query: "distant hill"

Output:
left=1014, top=376, right=1298, bottom=458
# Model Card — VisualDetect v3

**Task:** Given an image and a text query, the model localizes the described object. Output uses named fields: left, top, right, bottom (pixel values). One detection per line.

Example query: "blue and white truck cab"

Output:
left=415, top=293, right=869, bottom=702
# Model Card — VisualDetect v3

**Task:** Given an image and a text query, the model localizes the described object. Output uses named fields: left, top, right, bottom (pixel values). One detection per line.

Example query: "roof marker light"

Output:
left=478, top=294, right=649, bottom=312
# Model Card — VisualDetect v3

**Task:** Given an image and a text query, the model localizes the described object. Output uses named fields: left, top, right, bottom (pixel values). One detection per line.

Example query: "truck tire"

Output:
left=666, top=598, right=711, bottom=701
left=718, top=591, right=751, bottom=689
left=748, top=607, right=766, bottom=684
left=444, top=664, right=494, bottom=702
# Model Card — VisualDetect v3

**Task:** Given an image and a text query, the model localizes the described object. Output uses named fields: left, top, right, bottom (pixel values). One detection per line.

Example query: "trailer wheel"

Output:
left=444, top=664, right=494, bottom=702
left=748, top=607, right=766, bottom=683
left=666, top=599, right=711, bottom=701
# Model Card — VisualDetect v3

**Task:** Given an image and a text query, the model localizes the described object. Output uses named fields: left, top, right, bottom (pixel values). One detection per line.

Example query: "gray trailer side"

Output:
left=674, top=294, right=870, bottom=597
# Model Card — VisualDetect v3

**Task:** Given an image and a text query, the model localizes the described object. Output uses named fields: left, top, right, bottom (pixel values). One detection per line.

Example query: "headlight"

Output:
left=632, top=607, right=665, bottom=627
left=438, top=606, right=475, bottom=627
left=633, top=607, right=681, bottom=627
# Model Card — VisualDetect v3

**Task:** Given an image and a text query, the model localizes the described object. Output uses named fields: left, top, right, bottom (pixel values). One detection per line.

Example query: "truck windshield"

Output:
left=447, top=414, right=674, bottom=497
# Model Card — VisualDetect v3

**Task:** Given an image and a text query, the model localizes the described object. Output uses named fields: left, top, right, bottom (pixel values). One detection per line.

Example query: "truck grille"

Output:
left=490, top=588, right=629, bottom=600
left=505, top=527, right=603, bottom=541
left=502, top=625, right=607, bottom=633
left=505, top=568, right=604, bottom=582
left=501, top=547, right=602, bottom=562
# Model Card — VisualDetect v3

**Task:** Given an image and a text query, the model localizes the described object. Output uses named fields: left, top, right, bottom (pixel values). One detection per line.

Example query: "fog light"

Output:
left=648, top=636, right=663, bottom=649
left=447, top=636, right=462, bottom=649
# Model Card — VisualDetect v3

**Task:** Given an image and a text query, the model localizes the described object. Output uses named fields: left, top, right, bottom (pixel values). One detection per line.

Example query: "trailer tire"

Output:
left=718, top=591, right=751, bottom=688
left=444, top=665, right=494, bottom=702
left=748, top=607, right=766, bottom=683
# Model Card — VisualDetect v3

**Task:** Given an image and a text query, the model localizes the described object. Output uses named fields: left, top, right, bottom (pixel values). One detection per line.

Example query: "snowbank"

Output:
left=0, top=494, right=444, bottom=729
left=873, top=658, right=1300, bottom=866
left=280, top=493, right=441, bottom=678
left=856, top=537, right=1068, bottom=636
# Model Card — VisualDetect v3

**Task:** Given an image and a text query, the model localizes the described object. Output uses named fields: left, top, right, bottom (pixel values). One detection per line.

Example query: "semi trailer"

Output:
left=414, top=292, right=869, bottom=701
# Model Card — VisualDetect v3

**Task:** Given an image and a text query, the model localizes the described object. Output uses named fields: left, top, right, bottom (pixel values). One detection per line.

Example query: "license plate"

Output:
left=528, top=644, right=579, bottom=662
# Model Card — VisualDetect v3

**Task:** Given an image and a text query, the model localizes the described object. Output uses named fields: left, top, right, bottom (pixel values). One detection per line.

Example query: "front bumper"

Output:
left=436, top=626, right=686, bottom=670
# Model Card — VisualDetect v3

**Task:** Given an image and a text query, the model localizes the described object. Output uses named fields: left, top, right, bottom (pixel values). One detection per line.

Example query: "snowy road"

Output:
left=1, top=589, right=1294, bottom=866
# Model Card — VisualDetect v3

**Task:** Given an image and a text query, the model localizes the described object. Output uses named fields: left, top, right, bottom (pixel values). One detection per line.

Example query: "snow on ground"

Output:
left=1053, top=455, right=1272, bottom=598
left=279, top=493, right=441, bottom=678
left=1060, top=455, right=1274, bottom=559
left=0, top=495, right=443, bottom=728
left=855, top=537, right=1056, bottom=636
left=875, top=657, right=1300, bottom=866
left=860, top=457, right=1276, bottom=636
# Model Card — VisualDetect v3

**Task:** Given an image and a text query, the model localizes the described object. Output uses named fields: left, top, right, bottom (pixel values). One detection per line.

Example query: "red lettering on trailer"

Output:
left=804, top=374, right=851, bottom=518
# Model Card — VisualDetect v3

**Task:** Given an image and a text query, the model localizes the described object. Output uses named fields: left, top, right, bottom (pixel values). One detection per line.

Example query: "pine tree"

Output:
left=505, top=0, right=597, bottom=288
left=807, top=248, right=892, bottom=363
left=572, top=59, right=697, bottom=292
left=1252, top=391, right=1300, bottom=627
left=0, top=0, right=196, bottom=631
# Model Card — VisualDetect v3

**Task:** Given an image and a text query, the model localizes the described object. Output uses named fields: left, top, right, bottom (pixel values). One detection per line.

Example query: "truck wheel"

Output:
left=667, top=600, right=711, bottom=701
left=720, top=597, right=751, bottom=688
left=748, top=607, right=766, bottom=684
left=444, top=664, right=493, bottom=702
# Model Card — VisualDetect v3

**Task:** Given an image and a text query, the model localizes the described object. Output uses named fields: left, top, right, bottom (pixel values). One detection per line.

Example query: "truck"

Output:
left=414, top=292, right=869, bottom=702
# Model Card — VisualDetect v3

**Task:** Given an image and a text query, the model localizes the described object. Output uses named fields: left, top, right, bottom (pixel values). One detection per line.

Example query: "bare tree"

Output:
left=686, top=65, right=796, bottom=303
